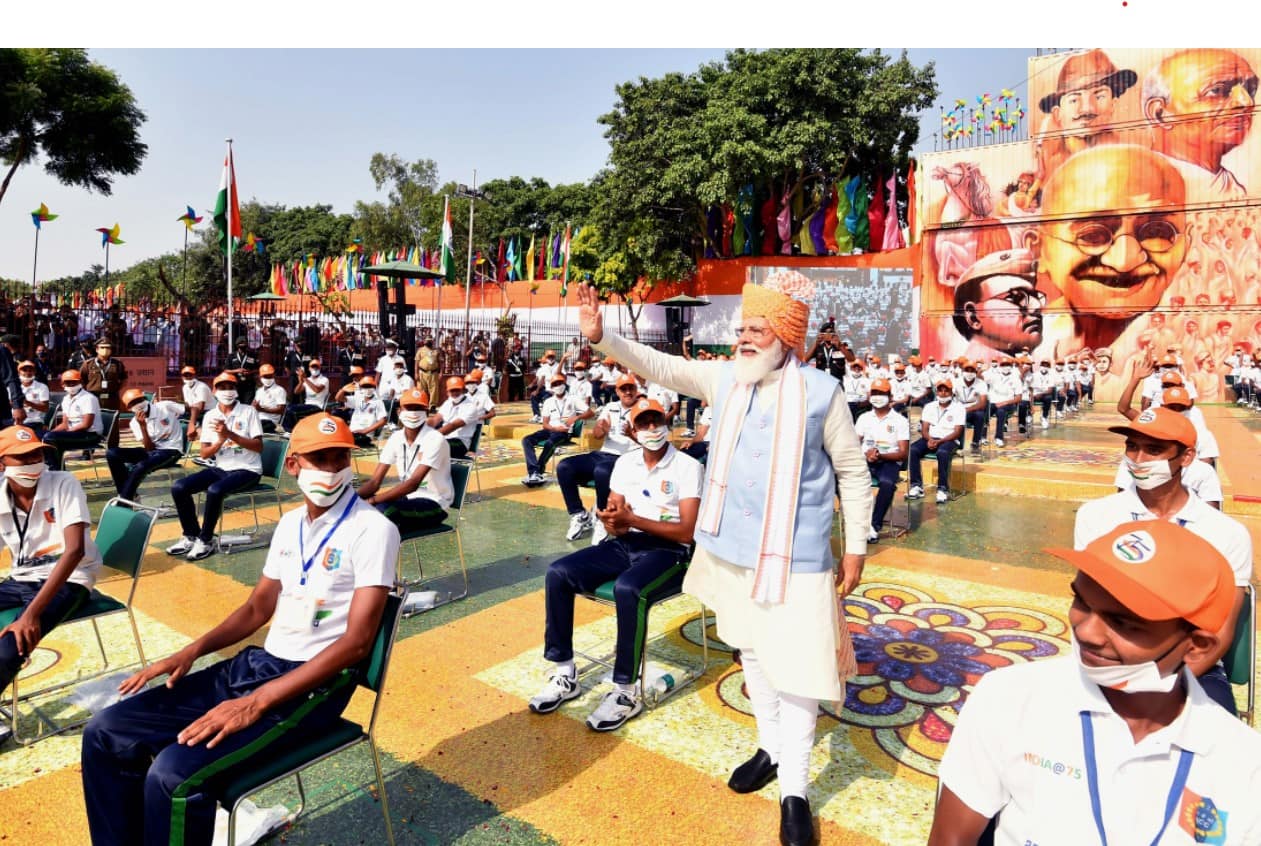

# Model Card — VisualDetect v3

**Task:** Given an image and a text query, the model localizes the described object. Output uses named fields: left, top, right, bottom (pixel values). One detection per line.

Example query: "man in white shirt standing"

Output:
left=0, top=425, right=102, bottom=745
left=529, top=399, right=702, bottom=732
left=930, top=520, right=1261, bottom=846
left=556, top=373, right=642, bottom=542
left=358, top=388, right=452, bottom=533
left=41, top=369, right=103, bottom=469
left=374, top=338, right=404, bottom=398
left=907, top=378, right=966, bottom=503
left=106, top=389, right=185, bottom=502
left=252, top=363, right=288, bottom=434
left=17, top=360, right=49, bottom=433
left=168, top=373, right=264, bottom=562
left=521, top=374, right=590, bottom=486
left=853, top=378, right=910, bottom=542
left=82, top=413, right=398, bottom=846
left=1073, top=407, right=1252, bottom=716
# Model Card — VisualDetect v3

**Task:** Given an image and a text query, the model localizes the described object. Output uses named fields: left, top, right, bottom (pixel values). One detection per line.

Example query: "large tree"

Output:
left=0, top=48, right=147, bottom=207
left=352, top=153, right=439, bottom=248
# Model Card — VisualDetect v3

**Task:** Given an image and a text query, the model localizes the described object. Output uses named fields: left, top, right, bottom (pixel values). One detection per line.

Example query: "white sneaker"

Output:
left=528, top=671, right=581, bottom=714
left=529, top=415, right=542, bottom=424
left=586, top=689, right=644, bottom=732
left=591, top=519, right=609, bottom=545
left=166, top=536, right=195, bottom=556
left=566, top=511, right=593, bottom=541
left=906, top=485, right=924, bottom=500
left=994, top=438, right=1005, bottom=447
left=1041, top=418, right=1049, bottom=430
left=867, top=529, right=880, bottom=543
left=187, top=538, right=215, bottom=561
left=936, top=489, right=949, bottom=503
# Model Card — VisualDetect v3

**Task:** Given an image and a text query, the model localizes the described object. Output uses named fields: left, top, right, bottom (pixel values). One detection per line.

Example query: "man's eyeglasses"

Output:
left=987, top=288, right=1048, bottom=312
left=1047, top=219, right=1181, bottom=257
left=733, top=325, right=773, bottom=341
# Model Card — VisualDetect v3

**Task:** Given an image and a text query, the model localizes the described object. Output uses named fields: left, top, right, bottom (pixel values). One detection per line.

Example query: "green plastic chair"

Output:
left=538, top=418, right=585, bottom=478
left=2, top=498, right=157, bottom=743
left=397, top=462, right=471, bottom=614
left=464, top=422, right=484, bottom=501
left=217, top=589, right=405, bottom=846
left=217, top=436, right=290, bottom=553
left=1222, top=583, right=1256, bottom=727
left=58, top=408, right=118, bottom=486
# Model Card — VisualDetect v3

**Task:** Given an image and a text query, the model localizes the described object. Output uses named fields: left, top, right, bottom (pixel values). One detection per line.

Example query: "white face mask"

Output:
left=1072, top=632, right=1183, bottom=694
left=638, top=425, right=670, bottom=450
left=1040, top=367, right=1049, bottom=374
left=66, top=384, right=82, bottom=396
left=260, top=378, right=275, bottom=388
left=309, top=368, right=321, bottom=376
left=551, top=385, right=566, bottom=396
left=963, top=372, right=976, bottom=383
left=215, top=389, right=238, bottom=406
left=394, top=369, right=405, bottom=378
left=400, top=410, right=425, bottom=429
left=183, top=378, right=195, bottom=386
left=131, top=401, right=149, bottom=416
left=5, top=462, right=44, bottom=489
left=19, top=376, right=32, bottom=385
left=297, top=466, right=353, bottom=506
left=937, top=393, right=952, bottom=405
left=1124, top=456, right=1175, bottom=490
left=869, top=395, right=890, bottom=409
left=360, top=389, right=375, bottom=399
left=1001, top=366, right=1012, bottom=374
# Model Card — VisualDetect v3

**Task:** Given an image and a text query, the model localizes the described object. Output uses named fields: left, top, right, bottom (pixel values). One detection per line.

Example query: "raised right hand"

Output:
left=576, top=283, right=604, bottom=344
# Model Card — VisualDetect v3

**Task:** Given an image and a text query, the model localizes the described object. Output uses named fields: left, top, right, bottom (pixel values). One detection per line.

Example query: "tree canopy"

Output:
left=0, top=48, right=147, bottom=208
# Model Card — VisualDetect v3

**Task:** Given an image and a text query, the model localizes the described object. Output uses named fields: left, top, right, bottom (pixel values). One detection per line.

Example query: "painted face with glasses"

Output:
left=960, top=274, right=1046, bottom=352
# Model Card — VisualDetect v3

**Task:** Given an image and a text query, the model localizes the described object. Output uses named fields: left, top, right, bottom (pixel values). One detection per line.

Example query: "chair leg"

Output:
left=452, top=527, right=469, bottom=601
left=127, top=608, right=148, bottom=667
left=91, top=618, right=110, bottom=667
left=293, top=770, right=308, bottom=823
left=370, top=740, right=397, bottom=846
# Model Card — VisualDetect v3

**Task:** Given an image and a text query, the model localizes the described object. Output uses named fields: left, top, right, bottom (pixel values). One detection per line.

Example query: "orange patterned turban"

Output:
left=742, top=270, right=813, bottom=353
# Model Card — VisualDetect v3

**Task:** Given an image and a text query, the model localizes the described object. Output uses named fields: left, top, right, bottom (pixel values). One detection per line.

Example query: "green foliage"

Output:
left=352, top=154, right=438, bottom=248
left=0, top=48, right=147, bottom=206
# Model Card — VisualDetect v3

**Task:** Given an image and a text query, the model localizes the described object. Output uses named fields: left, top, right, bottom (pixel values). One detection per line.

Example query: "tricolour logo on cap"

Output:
left=1112, top=530, right=1157, bottom=564
left=1137, top=409, right=1157, bottom=424
left=15, top=429, right=32, bottom=442
left=318, top=417, right=339, bottom=435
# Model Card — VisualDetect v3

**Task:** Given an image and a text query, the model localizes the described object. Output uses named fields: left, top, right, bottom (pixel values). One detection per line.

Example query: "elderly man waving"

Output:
left=576, top=273, right=871, bottom=846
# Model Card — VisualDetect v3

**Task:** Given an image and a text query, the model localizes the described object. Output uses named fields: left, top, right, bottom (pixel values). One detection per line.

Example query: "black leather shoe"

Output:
left=727, top=748, right=777, bottom=793
left=780, top=796, right=816, bottom=846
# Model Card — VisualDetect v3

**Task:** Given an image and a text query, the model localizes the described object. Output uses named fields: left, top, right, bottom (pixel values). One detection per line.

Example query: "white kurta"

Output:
left=594, top=333, right=870, bottom=701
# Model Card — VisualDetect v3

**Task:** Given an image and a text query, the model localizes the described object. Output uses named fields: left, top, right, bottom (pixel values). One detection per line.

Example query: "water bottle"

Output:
left=651, top=672, right=676, bottom=696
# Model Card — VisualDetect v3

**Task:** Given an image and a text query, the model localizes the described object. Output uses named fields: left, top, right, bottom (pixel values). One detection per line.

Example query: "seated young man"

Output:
left=82, top=413, right=399, bottom=846
left=463, top=369, right=497, bottom=423
left=0, top=425, right=102, bottom=746
left=167, top=373, right=264, bottom=562
left=521, top=374, right=592, bottom=486
left=330, top=365, right=366, bottom=423
left=281, top=357, right=330, bottom=431
left=252, top=363, right=288, bottom=434
left=106, top=389, right=185, bottom=502
left=180, top=366, right=214, bottom=440
left=929, top=520, right=1261, bottom=846
left=853, top=378, right=909, bottom=543
left=529, top=399, right=702, bottom=731
left=557, top=373, right=641, bottom=542
left=346, top=376, right=387, bottom=448
left=432, top=376, right=484, bottom=459
left=357, top=388, right=452, bottom=532
left=954, top=361, right=988, bottom=453
left=17, top=360, right=50, bottom=434
left=907, top=378, right=965, bottom=504
left=41, top=369, right=103, bottom=469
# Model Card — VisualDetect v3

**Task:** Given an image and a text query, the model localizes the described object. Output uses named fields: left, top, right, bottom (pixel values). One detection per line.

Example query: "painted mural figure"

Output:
left=951, top=248, right=1044, bottom=359
left=1143, top=48, right=1258, bottom=201
left=1035, top=49, right=1137, bottom=185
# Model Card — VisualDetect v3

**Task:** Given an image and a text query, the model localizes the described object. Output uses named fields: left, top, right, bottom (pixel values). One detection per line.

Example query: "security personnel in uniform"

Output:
left=224, top=336, right=259, bottom=405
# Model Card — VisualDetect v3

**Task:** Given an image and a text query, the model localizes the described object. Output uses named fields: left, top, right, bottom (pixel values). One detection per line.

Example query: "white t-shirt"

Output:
left=920, top=399, right=967, bottom=440
left=436, top=394, right=483, bottom=447
left=697, top=405, right=713, bottom=442
left=647, top=382, right=677, bottom=412
left=200, top=403, right=264, bottom=474
left=253, top=383, right=289, bottom=425
left=938, top=656, right=1261, bottom=846
left=1074, top=489, right=1253, bottom=587
left=349, top=397, right=386, bottom=434
left=540, top=394, right=584, bottom=429
left=130, top=400, right=185, bottom=453
left=597, top=401, right=640, bottom=456
left=301, top=373, right=330, bottom=409
left=1111, top=457, right=1223, bottom=505
left=0, top=472, right=102, bottom=589
left=182, top=379, right=215, bottom=411
left=20, top=379, right=49, bottom=425
left=608, top=445, right=703, bottom=531
left=843, top=373, right=871, bottom=403
left=61, top=390, right=103, bottom=435
left=261, top=489, right=399, bottom=662
left=1144, top=373, right=1198, bottom=403
left=853, top=409, right=910, bottom=456
left=384, top=372, right=414, bottom=401
left=987, top=370, right=1021, bottom=404
left=954, top=377, right=987, bottom=407
left=378, top=426, right=453, bottom=508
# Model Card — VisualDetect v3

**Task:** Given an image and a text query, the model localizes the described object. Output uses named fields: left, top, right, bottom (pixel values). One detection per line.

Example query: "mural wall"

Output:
left=919, top=48, right=1261, bottom=401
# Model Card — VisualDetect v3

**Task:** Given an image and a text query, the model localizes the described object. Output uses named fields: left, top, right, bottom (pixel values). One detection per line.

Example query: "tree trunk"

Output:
left=0, top=137, right=30, bottom=209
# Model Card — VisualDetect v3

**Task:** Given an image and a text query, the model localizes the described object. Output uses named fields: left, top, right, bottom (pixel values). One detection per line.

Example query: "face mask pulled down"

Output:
left=1072, top=632, right=1184, bottom=694
left=1124, top=456, right=1175, bottom=490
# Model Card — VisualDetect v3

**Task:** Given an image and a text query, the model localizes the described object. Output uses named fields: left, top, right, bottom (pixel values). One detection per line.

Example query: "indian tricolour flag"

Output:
left=213, top=151, right=242, bottom=254
left=440, top=195, right=456, bottom=282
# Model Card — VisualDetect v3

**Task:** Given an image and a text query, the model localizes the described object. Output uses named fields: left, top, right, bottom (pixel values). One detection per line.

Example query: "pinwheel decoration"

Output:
left=31, top=203, right=57, bottom=229
left=243, top=232, right=265, bottom=254
left=177, top=205, right=203, bottom=230
left=97, top=223, right=124, bottom=246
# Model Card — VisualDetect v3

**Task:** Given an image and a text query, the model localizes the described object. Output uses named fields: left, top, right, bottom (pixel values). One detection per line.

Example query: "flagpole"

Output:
left=31, top=227, right=39, bottom=290
left=462, top=169, right=477, bottom=357
left=225, top=138, right=235, bottom=350
left=182, top=225, right=189, bottom=306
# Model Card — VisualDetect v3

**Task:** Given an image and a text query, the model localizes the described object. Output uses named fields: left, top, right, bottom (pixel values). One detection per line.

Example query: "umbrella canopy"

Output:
left=657, top=294, right=710, bottom=307
left=248, top=292, right=285, bottom=301
left=360, top=261, right=445, bottom=280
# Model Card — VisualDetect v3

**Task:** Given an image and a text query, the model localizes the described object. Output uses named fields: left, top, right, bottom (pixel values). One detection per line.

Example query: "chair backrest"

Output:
left=358, top=590, right=405, bottom=693
left=570, top=418, right=585, bottom=438
left=1223, top=583, right=1255, bottom=686
left=99, top=408, right=118, bottom=439
left=467, top=423, right=483, bottom=453
left=259, top=437, right=289, bottom=481
left=95, top=498, right=157, bottom=579
left=449, top=461, right=471, bottom=511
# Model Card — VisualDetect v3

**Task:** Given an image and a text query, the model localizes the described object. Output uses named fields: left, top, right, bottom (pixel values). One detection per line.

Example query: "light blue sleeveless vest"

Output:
left=696, top=363, right=838, bottom=573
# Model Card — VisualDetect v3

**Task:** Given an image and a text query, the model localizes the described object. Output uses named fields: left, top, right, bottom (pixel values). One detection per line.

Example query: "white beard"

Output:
left=733, top=339, right=786, bottom=385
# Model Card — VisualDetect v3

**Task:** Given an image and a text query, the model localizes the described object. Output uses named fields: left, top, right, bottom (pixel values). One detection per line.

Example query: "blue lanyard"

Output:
left=1079, top=712, right=1192, bottom=846
left=297, top=492, right=357, bottom=587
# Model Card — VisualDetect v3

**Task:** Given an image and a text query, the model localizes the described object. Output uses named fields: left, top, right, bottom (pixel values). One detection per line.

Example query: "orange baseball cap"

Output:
left=349, top=366, right=365, bottom=377
left=1160, top=371, right=1184, bottom=387
left=399, top=388, right=429, bottom=408
left=309, top=358, right=322, bottom=367
left=17, top=360, right=34, bottom=371
left=466, top=369, right=484, bottom=382
left=212, top=372, right=237, bottom=387
left=446, top=376, right=465, bottom=391
left=549, top=374, right=568, bottom=386
left=574, top=361, right=587, bottom=371
left=628, top=398, right=667, bottom=426
left=180, top=365, right=197, bottom=376
left=1047, top=520, right=1234, bottom=631
left=1107, top=407, right=1196, bottom=449
left=259, top=364, right=275, bottom=376
left=120, top=388, right=146, bottom=408
left=0, top=425, right=46, bottom=457
left=908, top=355, right=922, bottom=366
left=358, top=376, right=376, bottom=388
left=289, top=413, right=355, bottom=455
left=935, top=378, right=954, bottom=390
left=1158, top=353, right=1179, bottom=367
left=603, top=357, right=616, bottom=366
left=850, top=360, right=866, bottom=370
left=1162, top=386, right=1192, bottom=409
left=870, top=378, right=892, bottom=393
left=616, top=374, right=638, bottom=389
left=61, top=370, right=81, bottom=384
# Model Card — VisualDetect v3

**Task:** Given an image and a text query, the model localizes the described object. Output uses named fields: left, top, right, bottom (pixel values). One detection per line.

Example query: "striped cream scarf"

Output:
left=698, top=354, right=807, bottom=605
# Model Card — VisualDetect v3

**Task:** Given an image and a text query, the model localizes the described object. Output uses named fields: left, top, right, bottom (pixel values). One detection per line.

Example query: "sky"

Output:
left=0, top=46, right=1049, bottom=282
